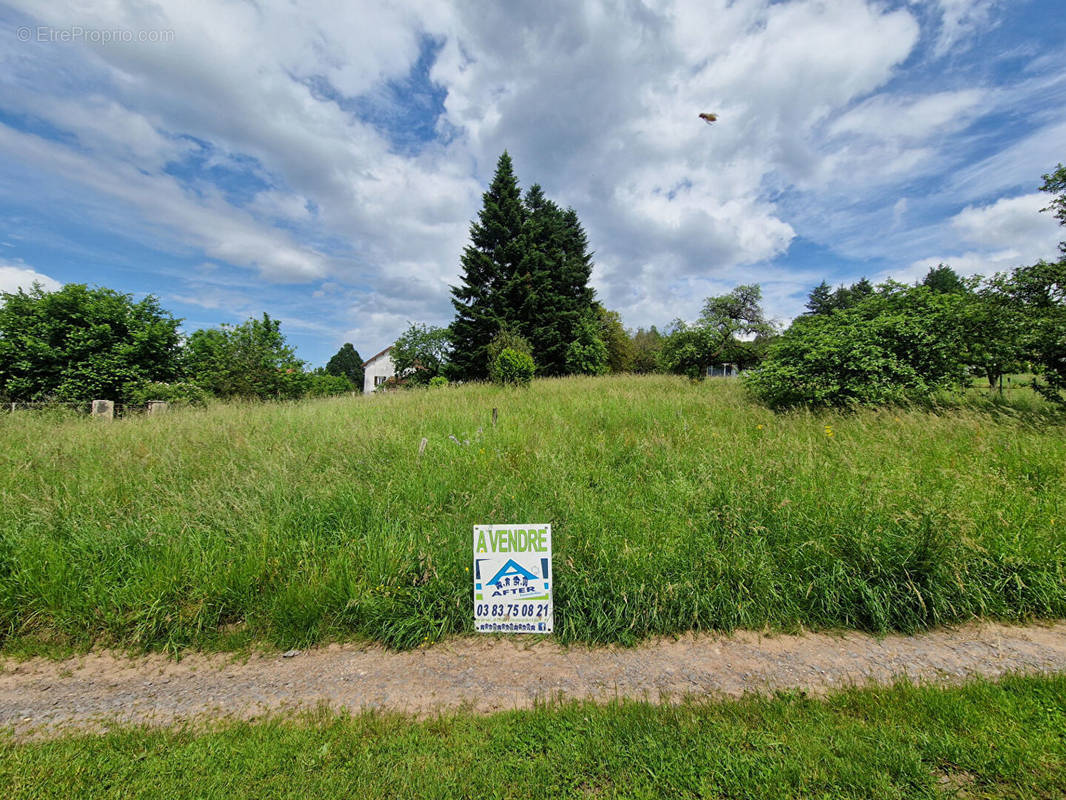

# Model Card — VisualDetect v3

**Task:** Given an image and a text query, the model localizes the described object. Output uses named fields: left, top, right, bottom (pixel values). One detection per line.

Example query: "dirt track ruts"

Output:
left=3, top=621, right=1066, bottom=738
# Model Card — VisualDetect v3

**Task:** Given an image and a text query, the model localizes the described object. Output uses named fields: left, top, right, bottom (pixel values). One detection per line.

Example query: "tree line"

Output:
left=389, top=156, right=1066, bottom=412
left=0, top=289, right=366, bottom=405
left=743, top=164, right=1066, bottom=409
left=3, top=155, right=1063, bottom=410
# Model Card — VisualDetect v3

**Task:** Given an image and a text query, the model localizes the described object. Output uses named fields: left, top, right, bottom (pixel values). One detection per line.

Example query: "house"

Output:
left=362, top=346, right=396, bottom=393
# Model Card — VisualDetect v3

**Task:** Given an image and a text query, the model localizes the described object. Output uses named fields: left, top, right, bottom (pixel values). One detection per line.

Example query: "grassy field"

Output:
left=3, top=675, right=1065, bottom=798
left=0, top=375, right=1063, bottom=654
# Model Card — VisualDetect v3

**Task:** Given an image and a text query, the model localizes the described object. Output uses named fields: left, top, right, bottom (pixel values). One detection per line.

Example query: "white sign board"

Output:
left=473, top=524, right=553, bottom=633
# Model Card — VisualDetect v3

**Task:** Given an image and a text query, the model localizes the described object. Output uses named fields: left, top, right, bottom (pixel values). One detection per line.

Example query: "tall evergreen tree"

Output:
left=805, top=281, right=834, bottom=315
left=325, top=343, right=364, bottom=387
left=521, top=198, right=597, bottom=376
left=449, top=152, right=526, bottom=380
left=518, top=185, right=585, bottom=376
left=922, top=264, right=966, bottom=294
left=450, top=154, right=599, bottom=379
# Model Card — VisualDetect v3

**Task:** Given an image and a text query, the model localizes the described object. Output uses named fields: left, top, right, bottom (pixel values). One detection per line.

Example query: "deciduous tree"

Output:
left=660, top=285, right=774, bottom=378
left=184, top=313, right=307, bottom=400
left=0, top=283, right=181, bottom=402
left=392, top=323, right=451, bottom=385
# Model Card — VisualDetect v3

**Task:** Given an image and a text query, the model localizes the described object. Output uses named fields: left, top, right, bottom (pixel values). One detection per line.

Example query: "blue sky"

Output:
left=0, top=0, right=1063, bottom=366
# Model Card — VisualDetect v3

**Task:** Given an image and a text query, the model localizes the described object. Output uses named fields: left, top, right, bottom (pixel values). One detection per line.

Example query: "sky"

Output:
left=0, top=0, right=1063, bottom=366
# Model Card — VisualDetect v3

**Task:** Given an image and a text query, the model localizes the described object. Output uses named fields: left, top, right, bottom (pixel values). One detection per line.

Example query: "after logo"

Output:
left=474, top=558, right=551, bottom=600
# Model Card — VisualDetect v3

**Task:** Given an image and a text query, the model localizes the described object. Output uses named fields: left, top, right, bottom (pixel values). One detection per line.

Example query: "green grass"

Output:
left=0, top=375, right=1064, bottom=653
left=3, top=675, right=1065, bottom=798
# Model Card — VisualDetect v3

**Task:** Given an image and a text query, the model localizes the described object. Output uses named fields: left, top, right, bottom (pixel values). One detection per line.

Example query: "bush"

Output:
left=305, top=373, right=353, bottom=398
left=565, top=313, right=609, bottom=375
left=492, top=348, right=535, bottom=386
left=428, top=376, right=449, bottom=388
left=183, top=314, right=308, bottom=400
left=126, top=381, right=210, bottom=407
left=486, top=326, right=533, bottom=380
left=744, top=284, right=970, bottom=410
left=0, top=283, right=182, bottom=403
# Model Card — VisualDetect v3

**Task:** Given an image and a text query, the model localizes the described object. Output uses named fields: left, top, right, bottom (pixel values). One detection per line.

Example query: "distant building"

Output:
left=363, top=346, right=395, bottom=393
left=706, top=363, right=739, bottom=378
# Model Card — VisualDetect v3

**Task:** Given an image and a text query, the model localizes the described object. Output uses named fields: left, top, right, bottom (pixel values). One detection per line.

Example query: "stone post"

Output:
left=91, top=399, right=114, bottom=420
left=147, top=400, right=168, bottom=416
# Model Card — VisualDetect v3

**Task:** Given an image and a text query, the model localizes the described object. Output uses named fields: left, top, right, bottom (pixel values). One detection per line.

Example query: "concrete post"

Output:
left=91, top=400, right=114, bottom=420
left=147, top=400, right=168, bottom=416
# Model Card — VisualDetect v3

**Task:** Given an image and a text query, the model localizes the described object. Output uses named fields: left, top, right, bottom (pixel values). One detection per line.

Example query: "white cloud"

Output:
left=829, top=89, right=987, bottom=142
left=893, top=192, right=1061, bottom=283
left=927, top=0, right=1001, bottom=57
left=952, top=192, right=1061, bottom=254
left=0, top=0, right=1055, bottom=347
left=0, top=263, right=62, bottom=294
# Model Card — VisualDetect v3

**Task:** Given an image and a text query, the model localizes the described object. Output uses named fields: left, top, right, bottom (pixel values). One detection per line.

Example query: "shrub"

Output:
left=305, top=373, right=353, bottom=398
left=428, top=376, right=449, bottom=388
left=127, top=381, right=210, bottom=407
left=486, top=326, right=532, bottom=378
left=0, top=283, right=181, bottom=403
left=564, top=313, right=609, bottom=375
left=744, top=283, right=970, bottom=409
left=184, top=314, right=308, bottom=400
left=492, top=348, right=535, bottom=386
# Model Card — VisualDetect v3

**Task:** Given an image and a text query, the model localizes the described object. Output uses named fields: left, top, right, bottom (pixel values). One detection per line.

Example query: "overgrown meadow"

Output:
left=0, top=375, right=1063, bottom=654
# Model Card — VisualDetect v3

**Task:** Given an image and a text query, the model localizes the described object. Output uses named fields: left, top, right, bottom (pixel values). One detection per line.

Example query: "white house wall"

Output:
left=363, top=351, right=396, bottom=394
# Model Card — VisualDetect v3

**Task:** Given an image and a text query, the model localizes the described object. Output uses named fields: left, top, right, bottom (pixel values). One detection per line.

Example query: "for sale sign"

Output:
left=473, top=524, right=553, bottom=633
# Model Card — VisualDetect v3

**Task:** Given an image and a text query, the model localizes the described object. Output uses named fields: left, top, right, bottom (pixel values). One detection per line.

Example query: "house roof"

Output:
left=363, top=346, right=392, bottom=367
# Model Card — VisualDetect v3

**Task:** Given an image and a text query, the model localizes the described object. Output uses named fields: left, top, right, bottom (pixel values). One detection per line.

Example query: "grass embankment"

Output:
left=4, top=676, right=1065, bottom=798
left=0, top=375, right=1063, bottom=653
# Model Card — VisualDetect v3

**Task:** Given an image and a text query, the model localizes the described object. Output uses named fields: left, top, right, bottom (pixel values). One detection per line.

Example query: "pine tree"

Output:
left=523, top=201, right=596, bottom=376
left=922, top=264, right=965, bottom=294
left=325, top=343, right=364, bottom=387
left=449, top=152, right=526, bottom=380
left=450, top=152, right=599, bottom=379
left=518, top=185, right=570, bottom=375
left=805, top=281, right=834, bottom=315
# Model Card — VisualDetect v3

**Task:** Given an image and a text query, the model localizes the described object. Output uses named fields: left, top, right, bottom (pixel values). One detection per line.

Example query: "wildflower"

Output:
left=756, top=424, right=764, bottom=430
left=465, top=567, right=470, bottom=572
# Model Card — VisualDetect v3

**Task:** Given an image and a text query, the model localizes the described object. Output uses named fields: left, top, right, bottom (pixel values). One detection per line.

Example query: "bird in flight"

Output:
left=699, top=112, right=718, bottom=124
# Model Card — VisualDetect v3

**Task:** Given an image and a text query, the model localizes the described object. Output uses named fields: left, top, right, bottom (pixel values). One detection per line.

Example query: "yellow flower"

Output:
left=756, top=424, right=764, bottom=430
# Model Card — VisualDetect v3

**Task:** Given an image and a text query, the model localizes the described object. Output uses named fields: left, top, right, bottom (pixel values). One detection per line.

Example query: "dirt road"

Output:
left=3, top=621, right=1065, bottom=738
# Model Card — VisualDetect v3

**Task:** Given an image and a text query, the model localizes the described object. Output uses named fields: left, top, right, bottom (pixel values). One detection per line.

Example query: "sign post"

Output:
left=473, top=524, right=553, bottom=633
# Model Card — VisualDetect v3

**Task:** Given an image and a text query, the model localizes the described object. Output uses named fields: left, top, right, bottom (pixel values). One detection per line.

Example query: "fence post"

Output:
left=91, top=400, right=114, bottom=420
left=492, top=407, right=498, bottom=427
left=147, top=400, right=168, bottom=416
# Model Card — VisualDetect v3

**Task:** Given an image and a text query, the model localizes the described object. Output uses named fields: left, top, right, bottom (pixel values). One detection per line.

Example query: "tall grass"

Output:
left=0, top=375, right=1063, bottom=653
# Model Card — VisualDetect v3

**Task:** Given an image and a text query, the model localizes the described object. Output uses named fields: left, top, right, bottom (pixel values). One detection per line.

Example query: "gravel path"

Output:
left=3, top=621, right=1066, bottom=738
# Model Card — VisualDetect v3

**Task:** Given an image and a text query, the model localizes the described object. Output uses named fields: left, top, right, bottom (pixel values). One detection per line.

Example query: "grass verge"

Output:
left=3, top=675, right=1065, bottom=798
left=0, top=375, right=1063, bottom=653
